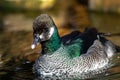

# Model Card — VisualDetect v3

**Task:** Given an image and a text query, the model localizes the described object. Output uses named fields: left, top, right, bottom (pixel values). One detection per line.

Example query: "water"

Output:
left=90, top=13, right=120, bottom=33
left=0, top=13, right=120, bottom=80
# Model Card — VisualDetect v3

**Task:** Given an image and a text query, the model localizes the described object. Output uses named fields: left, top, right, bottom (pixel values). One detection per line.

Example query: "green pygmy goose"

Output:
left=31, top=14, right=120, bottom=79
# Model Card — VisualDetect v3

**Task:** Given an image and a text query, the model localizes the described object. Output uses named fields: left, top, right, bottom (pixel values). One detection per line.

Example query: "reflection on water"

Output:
left=0, top=60, right=35, bottom=80
left=0, top=13, right=120, bottom=80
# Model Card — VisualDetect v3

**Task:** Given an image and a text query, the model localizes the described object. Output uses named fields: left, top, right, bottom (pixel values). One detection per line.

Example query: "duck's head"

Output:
left=31, top=14, right=55, bottom=49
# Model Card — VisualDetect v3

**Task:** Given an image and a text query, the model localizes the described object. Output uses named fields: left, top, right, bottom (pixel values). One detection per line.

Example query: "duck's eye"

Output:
left=34, top=29, right=42, bottom=34
left=34, top=27, right=49, bottom=35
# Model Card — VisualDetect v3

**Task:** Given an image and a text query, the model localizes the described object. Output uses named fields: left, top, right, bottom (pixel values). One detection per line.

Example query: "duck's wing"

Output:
left=61, top=30, right=81, bottom=45
left=61, top=28, right=99, bottom=53
left=77, top=28, right=98, bottom=53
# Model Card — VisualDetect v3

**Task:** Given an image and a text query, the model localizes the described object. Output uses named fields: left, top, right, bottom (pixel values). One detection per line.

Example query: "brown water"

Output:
left=0, top=13, right=120, bottom=80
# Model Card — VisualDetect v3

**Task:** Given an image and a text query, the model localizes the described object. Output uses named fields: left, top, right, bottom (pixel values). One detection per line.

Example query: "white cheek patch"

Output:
left=39, top=27, right=54, bottom=41
left=49, top=27, right=54, bottom=38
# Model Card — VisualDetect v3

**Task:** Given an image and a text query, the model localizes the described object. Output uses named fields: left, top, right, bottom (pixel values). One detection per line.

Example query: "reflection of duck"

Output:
left=31, top=14, right=120, bottom=79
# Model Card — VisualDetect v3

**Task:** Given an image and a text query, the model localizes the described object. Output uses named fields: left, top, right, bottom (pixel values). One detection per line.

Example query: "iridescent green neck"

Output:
left=41, top=27, right=61, bottom=54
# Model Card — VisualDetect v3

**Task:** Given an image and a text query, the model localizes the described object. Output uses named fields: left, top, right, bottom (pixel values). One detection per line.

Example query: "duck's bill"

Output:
left=31, top=34, right=40, bottom=49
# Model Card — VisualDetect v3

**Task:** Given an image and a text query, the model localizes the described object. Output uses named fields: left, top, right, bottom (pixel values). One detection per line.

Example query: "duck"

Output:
left=31, top=14, right=120, bottom=79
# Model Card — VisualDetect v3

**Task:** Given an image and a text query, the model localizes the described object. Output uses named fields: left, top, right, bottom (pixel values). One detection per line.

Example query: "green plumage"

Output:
left=66, top=39, right=83, bottom=58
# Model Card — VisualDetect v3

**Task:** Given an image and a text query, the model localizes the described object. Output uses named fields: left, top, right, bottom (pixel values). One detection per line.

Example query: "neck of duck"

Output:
left=41, top=27, right=61, bottom=54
